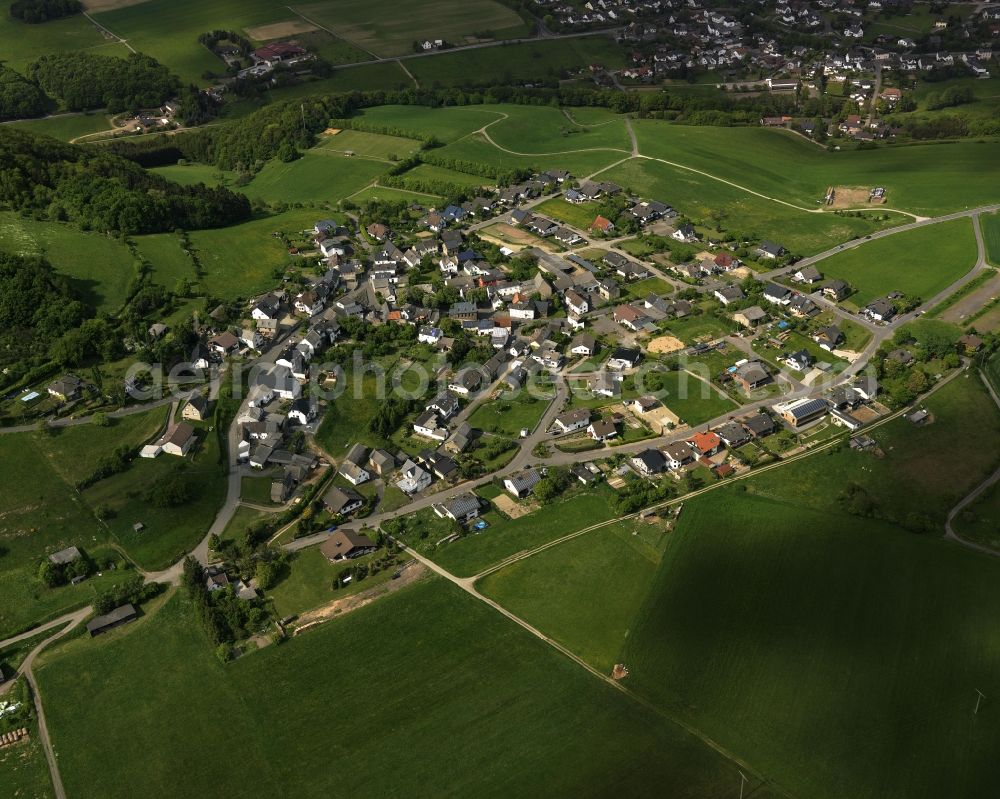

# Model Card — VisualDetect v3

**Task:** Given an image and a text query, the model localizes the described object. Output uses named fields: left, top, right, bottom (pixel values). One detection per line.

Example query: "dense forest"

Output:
left=27, top=52, right=180, bottom=113
left=9, top=0, right=81, bottom=23
left=0, top=64, right=47, bottom=120
left=0, top=127, right=251, bottom=234
left=0, top=253, right=88, bottom=370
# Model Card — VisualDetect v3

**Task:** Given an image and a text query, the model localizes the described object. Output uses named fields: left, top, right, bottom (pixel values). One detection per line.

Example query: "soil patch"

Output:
left=647, top=335, right=685, bottom=354
left=245, top=20, right=318, bottom=40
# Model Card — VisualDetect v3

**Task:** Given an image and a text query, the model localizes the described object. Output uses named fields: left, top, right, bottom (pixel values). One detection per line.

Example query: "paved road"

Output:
left=0, top=392, right=184, bottom=436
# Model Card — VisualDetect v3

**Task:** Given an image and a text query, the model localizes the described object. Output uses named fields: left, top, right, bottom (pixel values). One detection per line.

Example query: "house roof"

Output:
left=322, top=486, right=363, bottom=514
left=689, top=430, right=722, bottom=452
left=48, top=546, right=82, bottom=565
left=321, top=530, right=376, bottom=558
left=445, top=492, right=481, bottom=518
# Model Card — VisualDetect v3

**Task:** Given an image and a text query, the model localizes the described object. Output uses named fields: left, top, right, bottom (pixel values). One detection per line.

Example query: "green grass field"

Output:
left=954, top=479, right=1000, bottom=551
left=817, top=217, right=978, bottom=305
left=295, top=0, right=528, bottom=58
left=35, top=581, right=748, bottom=798
left=133, top=232, right=197, bottom=290
left=598, top=159, right=895, bottom=256
left=266, top=545, right=404, bottom=617
left=0, top=11, right=125, bottom=74
left=188, top=209, right=318, bottom=300
left=484, top=104, right=631, bottom=154
left=631, top=119, right=1000, bottom=217
left=316, top=128, right=420, bottom=160
left=400, top=162, right=491, bottom=189
left=0, top=214, right=136, bottom=313
left=408, top=37, right=626, bottom=88
left=148, top=163, right=234, bottom=187
left=0, top=410, right=167, bottom=636
left=651, top=368, right=739, bottom=426
left=982, top=212, right=1000, bottom=268
left=241, top=151, right=389, bottom=204
left=478, top=518, right=664, bottom=673
left=396, top=485, right=622, bottom=578
left=94, top=0, right=289, bottom=85
left=750, top=372, right=1000, bottom=526
left=621, top=482, right=1000, bottom=799
left=350, top=104, right=506, bottom=142
left=0, top=717, right=53, bottom=799
left=82, top=422, right=227, bottom=571
left=532, top=197, right=602, bottom=230
left=9, top=112, right=114, bottom=142
left=441, top=133, right=625, bottom=182
left=467, top=390, right=553, bottom=437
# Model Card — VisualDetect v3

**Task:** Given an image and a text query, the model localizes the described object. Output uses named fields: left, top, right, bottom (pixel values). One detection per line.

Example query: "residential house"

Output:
left=208, top=331, right=240, bottom=356
left=321, top=486, right=365, bottom=517
left=812, top=326, right=843, bottom=351
left=632, top=448, right=666, bottom=476
left=763, top=283, right=791, bottom=305
left=607, top=348, right=641, bottom=370
left=663, top=441, right=694, bottom=470
left=320, top=529, right=375, bottom=559
left=714, top=285, right=745, bottom=306
left=714, top=421, right=750, bottom=448
left=733, top=306, right=767, bottom=328
left=433, top=493, right=482, bottom=523
left=413, top=410, right=448, bottom=442
left=757, top=241, right=786, bottom=260
left=743, top=412, right=776, bottom=438
left=554, top=408, right=591, bottom=433
left=793, top=266, right=822, bottom=284
left=775, top=397, right=828, bottom=427
left=688, top=430, right=722, bottom=458
left=158, top=422, right=196, bottom=457
left=613, top=304, right=648, bottom=332
left=182, top=393, right=212, bottom=422
left=339, top=443, right=371, bottom=485
left=823, top=280, right=851, bottom=301
left=504, top=469, right=541, bottom=498
left=588, top=418, right=619, bottom=441
left=368, top=448, right=396, bottom=476
left=396, top=459, right=432, bottom=495
left=733, top=360, right=772, bottom=391
left=571, top=333, right=597, bottom=357
left=47, top=374, right=82, bottom=401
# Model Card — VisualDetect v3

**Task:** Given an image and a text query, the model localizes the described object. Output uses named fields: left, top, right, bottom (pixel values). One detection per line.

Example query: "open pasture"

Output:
left=599, top=159, right=893, bottom=256
left=94, top=0, right=290, bottom=84
left=240, top=150, right=388, bottom=204
left=35, top=581, right=745, bottom=798
left=293, top=0, right=528, bottom=58
left=630, top=119, right=1000, bottom=217
left=623, top=482, right=1000, bottom=799
left=817, top=217, right=978, bottom=305
left=0, top=214, right=136, bottom=313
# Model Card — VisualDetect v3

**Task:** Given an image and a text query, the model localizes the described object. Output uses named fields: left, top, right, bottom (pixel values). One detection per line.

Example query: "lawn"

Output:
left=649, top=368, right=738, bottom=426
left=35, top=581, right=745, bottom=798
left=314, top=373, right=390, bottom=456
left=621, top=482, right=1000, bottom=799
left=349, top=185, right=443, bottom=204
left=82, top=421, right=228, bottom=571
left=0, top=213, right=136, bottom=313
left=624, top=276, right=675, bottom=299
left=467, top=390, right=554, bottom=437
left=478, top=518, right=665, bottom=673
left=658, top=311, right=736, bottom=344
left=240, top=475, right=279, bottom=506
left=315, top=128, right=420, bottom=161
left=598, top=159, right=897, bottom=256
left=395, top=485, right=622, bottom=578
left=407, top=37, right=627, bottom=89
left=533, top=197, right=602, bottom=230
left=630, top=118, right=1000, bottom=217
left=817, top=217, right=978, bottom=305
left=265, top=545, right=406, bottom=618
left=95, top=0, right=290, bottom=85
left=294, top=0, right=528, bottom=58
left=983, top=211, right=1000, bottom=268
left=240, top=152, right=389, bottom=205
left=188, top=209, right=319, bottom=300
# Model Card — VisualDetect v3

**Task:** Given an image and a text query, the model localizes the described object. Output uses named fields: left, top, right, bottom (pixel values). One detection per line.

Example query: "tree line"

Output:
left=27, top=52, right=180, bottom=113
left=9, top=0, right=80, bottom=23
left=0, top=126, right=251, bottom=234
left=0, top=64, right=47, bottom=120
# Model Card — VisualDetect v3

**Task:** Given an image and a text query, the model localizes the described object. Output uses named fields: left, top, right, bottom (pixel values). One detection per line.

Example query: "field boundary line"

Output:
left=82, top=11, right=136, bottom=54
left=284, top=5, right=381, bottom=61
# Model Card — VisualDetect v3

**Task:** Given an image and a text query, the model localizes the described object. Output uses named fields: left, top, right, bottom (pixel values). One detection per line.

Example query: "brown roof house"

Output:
left=320, top=530, right=377, bottom=561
